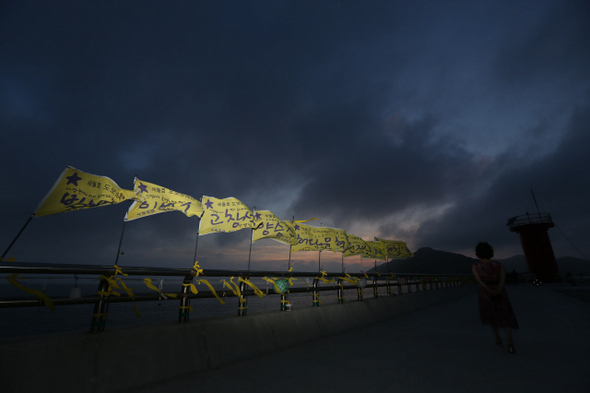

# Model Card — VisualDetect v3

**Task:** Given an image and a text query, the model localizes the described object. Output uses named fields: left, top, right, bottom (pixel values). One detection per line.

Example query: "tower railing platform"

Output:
left=507, top=212, right=554, bottom=230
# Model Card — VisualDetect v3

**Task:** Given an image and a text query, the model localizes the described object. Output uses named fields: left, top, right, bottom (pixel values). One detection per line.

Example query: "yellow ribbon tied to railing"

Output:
left=195, top=279, right=225, bottom=305
left=316, top=271, right=334, bottom=284
left=113, top=264, right=128, bottom=277
left=193, top=261, right=204, bottom=276
left=143, top=278, right=178, bottom=299
left=238, top=277, right=266, bottom=299
left=314, top=292, right=322, bottom=305
left=339, top=273, right=360, bottom=286
left=7, top=274, right=56, bottom=312
left=97, top=275, right=122, bottom=297
left=220, top=277, right=244, bottom=303
left=183, top=282, right=199, bottom=295
left=116, top=277, right=141, bottom=317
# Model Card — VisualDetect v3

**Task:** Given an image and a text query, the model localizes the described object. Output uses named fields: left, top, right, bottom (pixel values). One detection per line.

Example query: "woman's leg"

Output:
left=505, top=327, right=515, bottom=353
left=491, top=325, right=502, bottom=345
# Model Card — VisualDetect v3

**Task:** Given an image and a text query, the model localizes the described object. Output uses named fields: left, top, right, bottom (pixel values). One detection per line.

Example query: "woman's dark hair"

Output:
left=475, top=242, right=494, bottom=259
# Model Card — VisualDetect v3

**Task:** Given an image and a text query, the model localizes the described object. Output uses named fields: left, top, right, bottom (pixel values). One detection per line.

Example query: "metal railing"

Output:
left=1, top=261, right=474, bottom=333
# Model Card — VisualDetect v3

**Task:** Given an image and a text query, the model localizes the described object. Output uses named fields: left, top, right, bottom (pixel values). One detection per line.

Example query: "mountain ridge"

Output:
left=367, top=247, right=588, bottom=275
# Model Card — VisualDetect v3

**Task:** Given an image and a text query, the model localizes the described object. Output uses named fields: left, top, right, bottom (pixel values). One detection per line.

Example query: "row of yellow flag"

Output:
left=33, top=166, right=413, bottom=259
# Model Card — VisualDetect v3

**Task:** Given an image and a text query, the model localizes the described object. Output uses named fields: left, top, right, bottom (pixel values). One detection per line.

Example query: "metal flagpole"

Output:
left=288, top=216, right=294, bottom=270
left=114, top=220, right=127, bottom=265
left=2, top=215, right=33, bottom=259
left=193, top=218, right=201, bottom=263
left=193, top=196, right=205, bottom=263
left=318, top=222, right=322, bottom=272
left=247, top=207, right=255, bottom=271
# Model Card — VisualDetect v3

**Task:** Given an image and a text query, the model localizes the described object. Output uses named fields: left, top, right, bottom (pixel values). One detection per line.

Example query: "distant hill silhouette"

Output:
left=367, top=247, right=588, bottom=275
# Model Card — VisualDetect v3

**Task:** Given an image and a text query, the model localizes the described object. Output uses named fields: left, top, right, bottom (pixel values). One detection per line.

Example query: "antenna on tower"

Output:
left=531, top=189, right=541, bottom=215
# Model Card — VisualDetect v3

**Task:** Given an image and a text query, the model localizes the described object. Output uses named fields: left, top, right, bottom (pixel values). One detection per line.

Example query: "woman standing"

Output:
left=472, top=242, right=519, bottom=353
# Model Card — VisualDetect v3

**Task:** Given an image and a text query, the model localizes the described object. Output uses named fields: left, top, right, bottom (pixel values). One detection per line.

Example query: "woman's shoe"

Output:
left=508, top=344, right=516, bottom=354
left=496, top=339, right=503, bottom=347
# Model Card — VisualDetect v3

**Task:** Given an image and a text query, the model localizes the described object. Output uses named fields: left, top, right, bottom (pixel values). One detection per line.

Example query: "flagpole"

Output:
left=247, top=206, right=255, bottom=272
left=2, top=215, right=33, bottom=259
left=114, top=220, right=127, bottom=265
left=318, top=222, right=322, bottom=272
left=288, top=215, right=294, bottom=270
left=193, top=217, right=201, bottom=263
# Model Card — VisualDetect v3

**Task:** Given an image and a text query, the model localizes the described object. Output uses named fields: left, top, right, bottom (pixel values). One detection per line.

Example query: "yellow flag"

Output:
left=365, top=240, right=387, bottom=260
left=252, top=210, right=297, bottom=245
left=328, top=226, right=349, bottom=253
left=124, top=178, right=203, bottom=221
left=343, top=234, right=372, bottom=257
left=291, top=223, right=344, bottom=252
left=375, top=238, right=414, bottom=258
left=34, top=166, right=135, bottom=217
left=199, top=196, right=261, bottom=235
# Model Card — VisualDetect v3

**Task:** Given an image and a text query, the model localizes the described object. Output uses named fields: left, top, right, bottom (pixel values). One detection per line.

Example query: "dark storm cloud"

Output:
left=2, top=1, right=590, bottom=270
left=287, top=114, right=484, bottom=227
left=415, top=102, right=590, bottom=258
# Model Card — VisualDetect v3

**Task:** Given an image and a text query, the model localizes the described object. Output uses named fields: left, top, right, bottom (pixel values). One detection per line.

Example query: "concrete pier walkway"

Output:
left=126, top=284, right=590, bottom=393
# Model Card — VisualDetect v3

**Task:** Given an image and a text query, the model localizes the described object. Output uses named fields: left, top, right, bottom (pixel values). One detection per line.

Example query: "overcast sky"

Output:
left=2, top=0, right=589, bottom=273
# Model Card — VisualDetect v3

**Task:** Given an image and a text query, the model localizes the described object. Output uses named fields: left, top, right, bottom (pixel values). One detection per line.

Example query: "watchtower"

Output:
left=506, top=212, right=558, bottom=282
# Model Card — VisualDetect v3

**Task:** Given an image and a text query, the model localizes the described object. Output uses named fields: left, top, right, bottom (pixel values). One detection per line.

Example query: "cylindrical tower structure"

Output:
left=507, top=213, right=558, bottom=282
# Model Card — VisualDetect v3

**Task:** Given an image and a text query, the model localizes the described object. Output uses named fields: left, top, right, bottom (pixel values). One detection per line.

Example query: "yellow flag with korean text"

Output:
left=199, top=196, right=261, bottom=235
left=252, top=210, right=297, bottom=245
left=291, top=223, right=344, bottom=252
left=328, top=226, right=349, bottom=253
left=365, top=240, right=387, bottom=260
left=124, top=178, right=203, bottom=221
left=375, top=238, right=413, bottom=258
left=343, top=234, right=372, bottom=257
left=34, top=166, right=136, bottom=217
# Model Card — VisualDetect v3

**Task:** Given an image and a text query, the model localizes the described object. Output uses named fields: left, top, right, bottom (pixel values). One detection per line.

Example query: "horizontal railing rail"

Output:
left=1, top=261, right=475, bottom=333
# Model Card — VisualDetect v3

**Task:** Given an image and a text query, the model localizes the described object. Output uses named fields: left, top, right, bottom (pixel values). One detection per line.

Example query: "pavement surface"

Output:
left=124, top=283, right=590, bottom=393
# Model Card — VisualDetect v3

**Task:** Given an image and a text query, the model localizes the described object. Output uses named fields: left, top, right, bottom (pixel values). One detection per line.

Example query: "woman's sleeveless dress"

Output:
left=474, top=260, right=519, bottom=329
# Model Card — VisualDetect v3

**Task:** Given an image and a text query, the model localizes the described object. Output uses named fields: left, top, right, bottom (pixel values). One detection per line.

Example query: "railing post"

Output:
left=407, top=277, right=412, bottom=293
left=357, top=283, right=363, bottom=301
left=386, top=277, right=392, bottom=296
left=90, top=278, right=110, bottom=333
left=372, top=276, right=378, bottom=298
left=179, top=269, right=197, bottom=323
left=312, top=278, right=320, bottom=306
left=397, top=278, right=403, bottom=295
left=415, top=278, right=420, bottom=292
left=337, top=278, right=344, bottom=303
left=238, top=277, right=247, bottom=316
